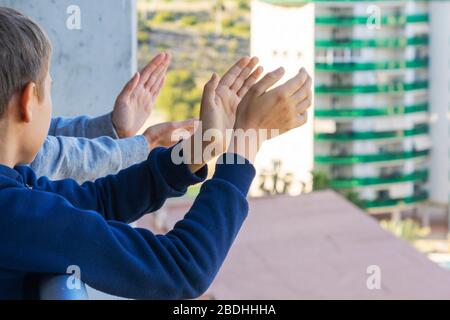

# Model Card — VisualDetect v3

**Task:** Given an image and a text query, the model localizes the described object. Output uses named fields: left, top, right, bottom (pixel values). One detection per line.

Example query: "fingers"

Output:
left=295, top=95, right=312, bottom=114
left=145, top=58, right=169, bottom=91
left=173, top=119, right=197, bottom=133
left=275, top=68, right=309, bottom=97
left=295, top=111, right=308, bottom=128
left=152, top=74, right=166, bottom=96
left=230, top=56, right=259, bottom=92
left=202, top=73, right=220, bottom=106
left=140, top=53, right=167, bottom=84
left=119, top=72, right=140, bottom=99
left=237, top=66, right=264, bottom=98
left=291, top=77, right=312, bottom=105
left=250, top=67, right=285, bottom=96
left=219, top=56, right=251, bottom=88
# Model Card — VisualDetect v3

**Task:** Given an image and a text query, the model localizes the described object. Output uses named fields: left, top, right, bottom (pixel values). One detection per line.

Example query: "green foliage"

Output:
left=380, top=219, right=430, bottom=242
left=153, top=11, right=176, bottom=24
left=344, top=191, right=365, bottom=209
left=224, top=22, right=250, bottom=38
left=222, top=18, right=235, bottom=29
left=180, top=15, right=199, bottom=27
left=157, top=70, right=201, bottom=121
left=312, top=170, right=330, bottom=191
left=238, top=0, right=251, bottom=11
left=137, top=31, right=150, bottom=44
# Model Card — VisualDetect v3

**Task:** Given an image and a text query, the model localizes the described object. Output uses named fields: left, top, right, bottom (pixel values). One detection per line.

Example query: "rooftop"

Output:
left=138, top=191, right=450, bottom=299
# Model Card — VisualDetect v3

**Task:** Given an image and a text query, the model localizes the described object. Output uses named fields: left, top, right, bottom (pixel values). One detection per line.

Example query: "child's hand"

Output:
left=112, top=53, right=171, bottom=138
left=143, top=119, right=196, bottom=150
left=200, top=57, right=263, bottom=150
left=229, top=67, right=313, bottom=163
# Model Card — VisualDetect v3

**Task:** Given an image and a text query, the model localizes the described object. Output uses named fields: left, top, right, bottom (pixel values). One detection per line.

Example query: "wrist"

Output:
left=143, top=130, right=157, bottom=150
left=112, top=120, right=130, bottom=139
left=227, top=130, right=263, bottom=164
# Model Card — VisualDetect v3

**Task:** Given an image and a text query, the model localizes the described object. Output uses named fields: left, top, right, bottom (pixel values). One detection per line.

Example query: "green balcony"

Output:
left=315, top=80, right=428, bottom=95
left=315, top=103, right=428, bottom=119
left=364, top=192, right=428, bottom=209
left=315, top=150, right=429, bottom=165
left=315, top=125, right=429, bottom=142
left=315, top=35, right=428, bottom=49
left=330, top=170, right=428, bottom=189
left=315, top=14, right=428, bottom=26
left=315, top=59, right=428, bottom=72
left=262, top=0, right=430, bottom=4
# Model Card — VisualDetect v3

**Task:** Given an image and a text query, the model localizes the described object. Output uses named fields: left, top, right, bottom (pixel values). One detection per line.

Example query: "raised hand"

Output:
left=112, top=52, right=171, bottom=138
left=200, top=56, right=263, bottom=151
left=183, top=56, right=264, bottom=173
left=230, top=67, right=313, bottom=163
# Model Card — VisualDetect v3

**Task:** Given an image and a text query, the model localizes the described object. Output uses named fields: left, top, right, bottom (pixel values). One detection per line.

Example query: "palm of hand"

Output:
left=113, top=53, right=170, bottom=138
left=200, top=57, right=263, bottom=151
left=213, top=84, right=241, bottom=132
left=114, top=84, right=155, bottom=136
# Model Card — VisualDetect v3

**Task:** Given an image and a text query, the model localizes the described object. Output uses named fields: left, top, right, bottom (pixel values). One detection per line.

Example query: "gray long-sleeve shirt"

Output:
left=31, top=113, right=150, bottom=183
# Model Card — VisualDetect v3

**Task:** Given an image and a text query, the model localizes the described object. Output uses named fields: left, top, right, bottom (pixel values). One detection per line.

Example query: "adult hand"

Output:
left=143, top=119, right=196, bottom=150
left=230, top=67, right=313, bottom=163
left=184, top=56, right=263, bottom=172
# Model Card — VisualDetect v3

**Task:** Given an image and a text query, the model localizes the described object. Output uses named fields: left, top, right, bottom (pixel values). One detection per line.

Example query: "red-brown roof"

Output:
left=137, top=190, right=450, bottom=299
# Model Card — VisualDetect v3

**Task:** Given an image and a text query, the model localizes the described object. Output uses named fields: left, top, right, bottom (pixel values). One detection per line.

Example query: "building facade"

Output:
left=252, top=0, right=450, bottom=215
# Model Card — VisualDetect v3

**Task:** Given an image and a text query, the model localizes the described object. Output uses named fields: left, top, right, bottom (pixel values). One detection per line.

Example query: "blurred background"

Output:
left=141, top=0, right=450, bottom=272
left=3, top=0, right=450, bottom=299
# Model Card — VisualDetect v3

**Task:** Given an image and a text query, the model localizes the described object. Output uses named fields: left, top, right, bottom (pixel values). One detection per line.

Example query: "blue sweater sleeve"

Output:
left=49, top=113, right=119, bottom=139
left=18, top=146, right=206, bottom=223
left=31, top=135, right=150, bottom=183
left=0, top=155, right=256, bottom=299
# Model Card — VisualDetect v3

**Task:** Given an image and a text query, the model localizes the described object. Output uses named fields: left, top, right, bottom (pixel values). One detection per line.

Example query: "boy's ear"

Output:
left=18, top=82, right=37, bottom=123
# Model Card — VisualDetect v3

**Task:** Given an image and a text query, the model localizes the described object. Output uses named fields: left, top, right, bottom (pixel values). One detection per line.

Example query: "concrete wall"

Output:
left=0, top=0, right=137, bottom=117
left=0, top=0, right=137, bottom=299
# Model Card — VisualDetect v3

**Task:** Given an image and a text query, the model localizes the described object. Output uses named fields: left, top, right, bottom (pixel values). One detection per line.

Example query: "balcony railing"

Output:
left=315, top=124, right=429, bottom=141
left=330, top=170, right=428, bottom=189
left=315, top=35, right=429, bottom=48
left=314, top=103, right=428, bottom=119
left=315, top=149, right=429, bottom=165
left=315, top=80, right=428, bottom=95
left=363, top=192, right=428, bottom=209
left=315, top=14, right=429, bottom=26
left=39, top=275, right=89, bottom=300
left=315, top=59, right=428, bottom=72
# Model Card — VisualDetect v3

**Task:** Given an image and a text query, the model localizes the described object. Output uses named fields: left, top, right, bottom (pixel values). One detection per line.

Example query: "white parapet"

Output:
left=429, top=0, right=450, bottom=205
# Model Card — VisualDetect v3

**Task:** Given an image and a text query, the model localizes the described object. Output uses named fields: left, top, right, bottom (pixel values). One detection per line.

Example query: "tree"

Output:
left=156, top=70, right=202, bottom=121
left=312, top=170, right=330, bottom=191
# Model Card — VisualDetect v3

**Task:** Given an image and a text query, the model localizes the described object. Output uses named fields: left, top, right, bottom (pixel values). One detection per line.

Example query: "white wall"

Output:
left=429, top=0, right=450, bottom=204
left=0, top=0, right=137, bottom=117
left=250, top=0, right=315, bottom=195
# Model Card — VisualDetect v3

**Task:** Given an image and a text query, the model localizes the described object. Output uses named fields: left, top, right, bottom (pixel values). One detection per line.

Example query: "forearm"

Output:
left=3, top=156, right=254, bottom=300
left=49, top=113, right=118, bottom=139
left=27, top=146, right=207, bottom=222
left=32, top=135, right=149, bottom=183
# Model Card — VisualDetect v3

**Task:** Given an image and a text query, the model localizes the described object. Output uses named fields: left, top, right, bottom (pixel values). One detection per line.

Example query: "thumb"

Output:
left=202, top=73, right=219, bottom=104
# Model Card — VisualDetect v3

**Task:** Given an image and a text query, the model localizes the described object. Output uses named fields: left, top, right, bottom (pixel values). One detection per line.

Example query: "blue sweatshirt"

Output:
left=0, top=146, right=256, bottom=300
